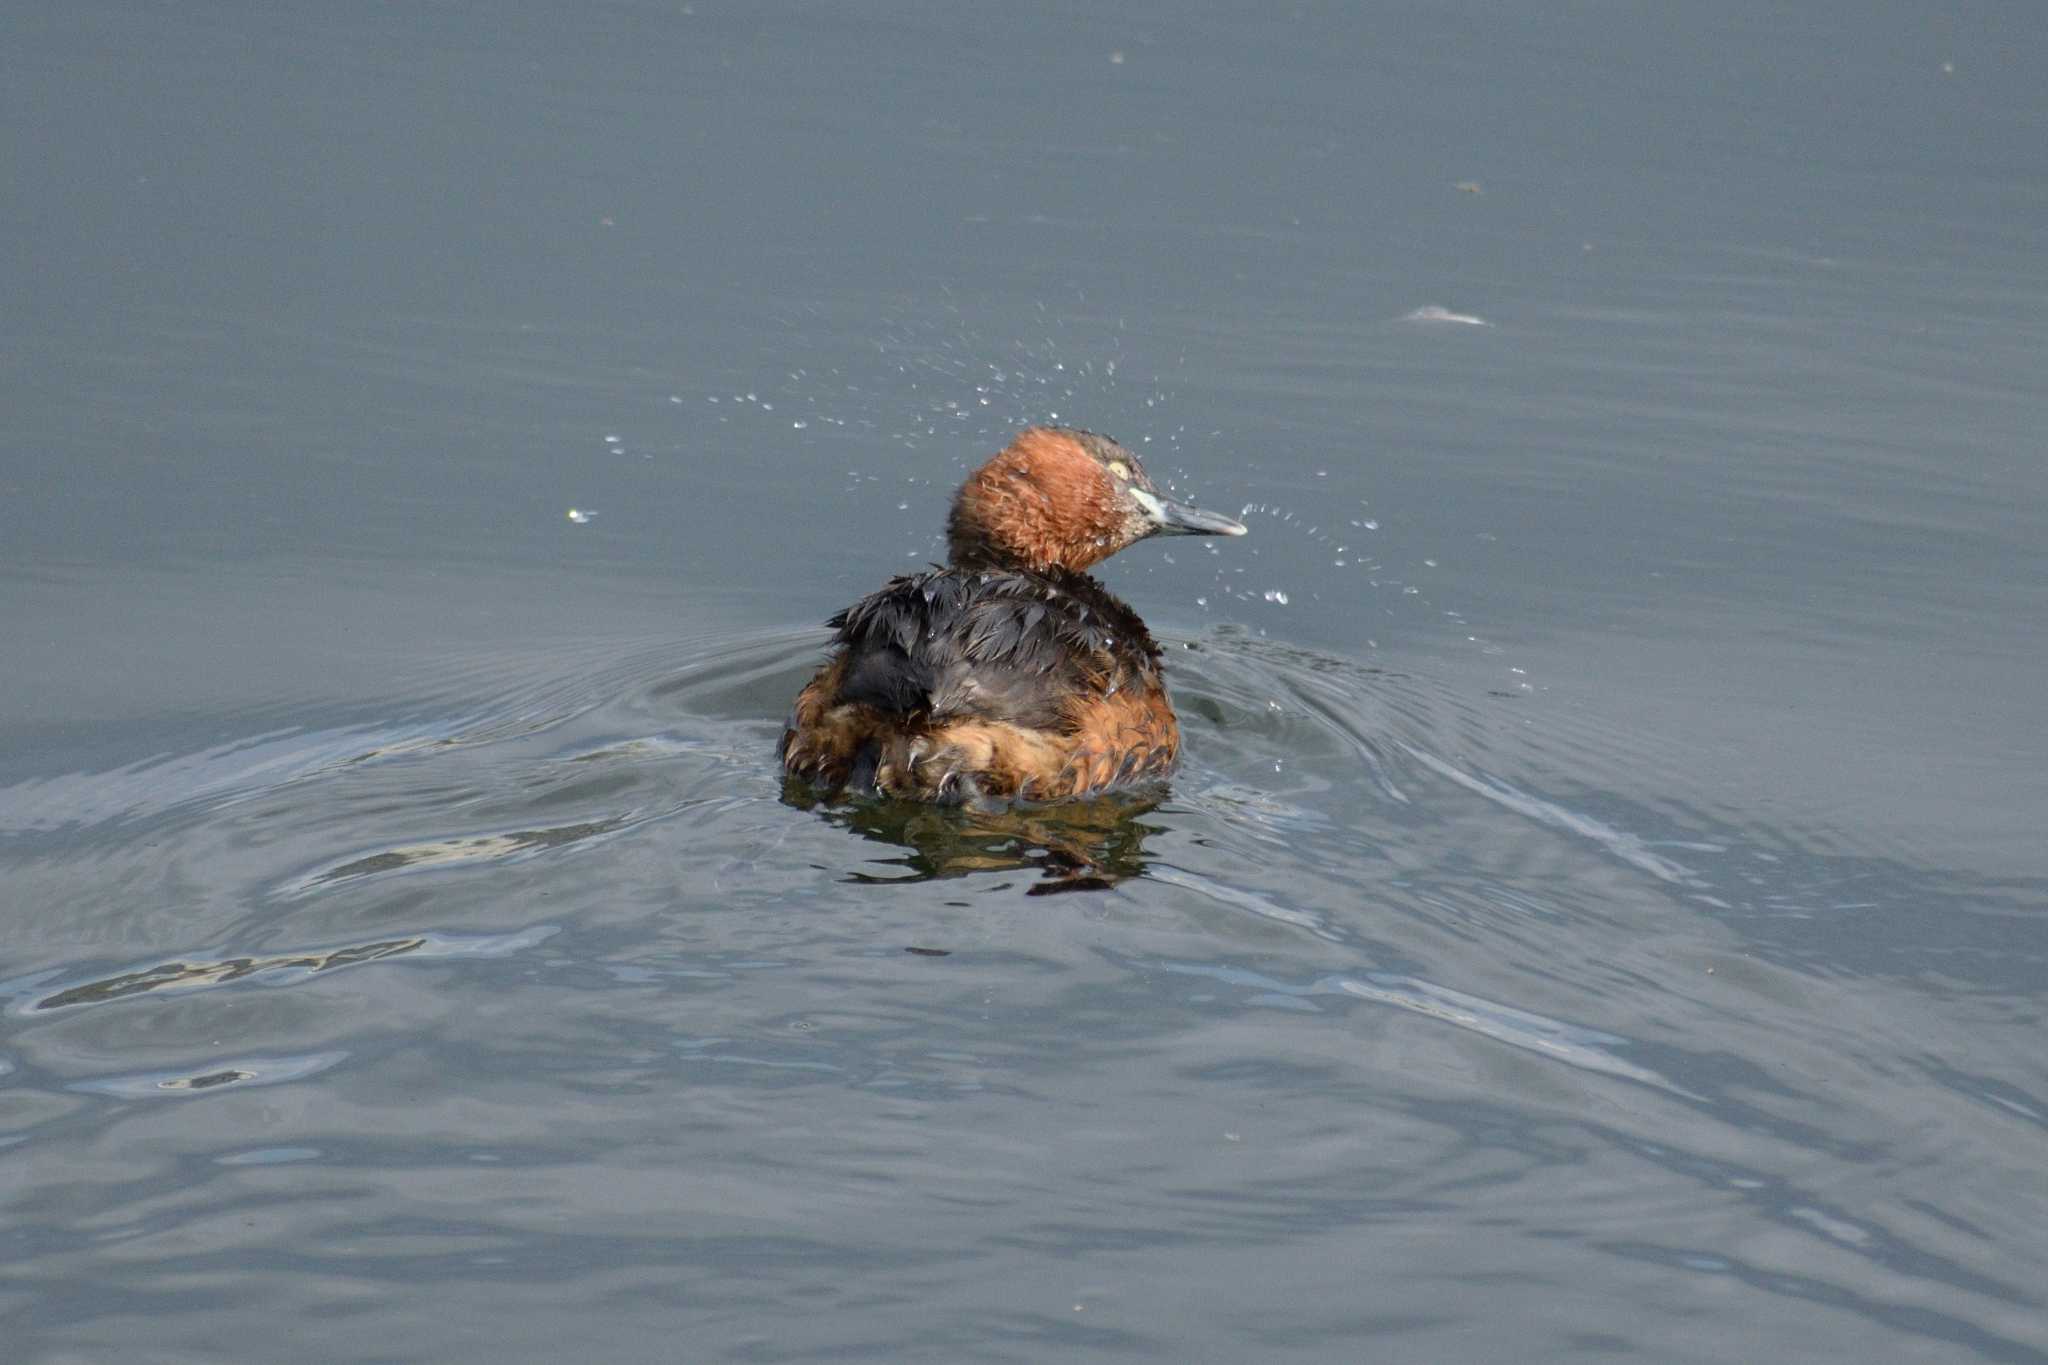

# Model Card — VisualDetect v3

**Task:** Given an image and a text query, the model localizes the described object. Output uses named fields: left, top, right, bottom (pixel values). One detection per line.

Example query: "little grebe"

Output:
left=780, top=425, right=1246, bottom=804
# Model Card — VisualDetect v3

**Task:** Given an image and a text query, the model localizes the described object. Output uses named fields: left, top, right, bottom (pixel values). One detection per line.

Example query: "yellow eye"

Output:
left=1107, top=461, right=1130, bottom=481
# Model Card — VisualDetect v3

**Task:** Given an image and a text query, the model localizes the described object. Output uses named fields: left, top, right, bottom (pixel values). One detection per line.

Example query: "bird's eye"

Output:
left=1107, top=461, right=1130, bottom=481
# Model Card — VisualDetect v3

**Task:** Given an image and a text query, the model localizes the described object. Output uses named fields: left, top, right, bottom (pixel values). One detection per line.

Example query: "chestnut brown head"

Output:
left=945, top=426, right=1246, bottom=573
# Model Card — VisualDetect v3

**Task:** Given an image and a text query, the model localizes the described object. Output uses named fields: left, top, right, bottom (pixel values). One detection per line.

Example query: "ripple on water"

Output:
left=3, top=616, right=2041, bottom=1363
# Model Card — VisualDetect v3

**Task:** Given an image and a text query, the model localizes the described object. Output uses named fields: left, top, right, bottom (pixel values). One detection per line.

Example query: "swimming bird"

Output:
left=780, top=426, right=1246, bottom=804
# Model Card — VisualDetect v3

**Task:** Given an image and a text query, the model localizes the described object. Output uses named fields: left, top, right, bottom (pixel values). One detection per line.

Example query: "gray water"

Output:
left=4, top=3, right=2046, bottom=1360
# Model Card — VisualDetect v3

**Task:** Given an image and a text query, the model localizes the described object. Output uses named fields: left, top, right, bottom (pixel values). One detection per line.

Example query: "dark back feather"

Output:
left=825, top=567, right=1162, bottom=730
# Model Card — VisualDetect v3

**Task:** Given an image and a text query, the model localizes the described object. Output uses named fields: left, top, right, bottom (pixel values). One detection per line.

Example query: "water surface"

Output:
left=4, top=3, right=2046, bottom=1361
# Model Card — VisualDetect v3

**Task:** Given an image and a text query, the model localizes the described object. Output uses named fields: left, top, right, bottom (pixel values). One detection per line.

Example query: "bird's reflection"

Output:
left=783, top=781, right=1166, bottom=894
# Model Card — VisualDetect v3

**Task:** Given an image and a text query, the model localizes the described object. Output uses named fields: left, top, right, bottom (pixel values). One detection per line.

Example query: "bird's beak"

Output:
left=1131, top=487, right=1249, bottom=538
